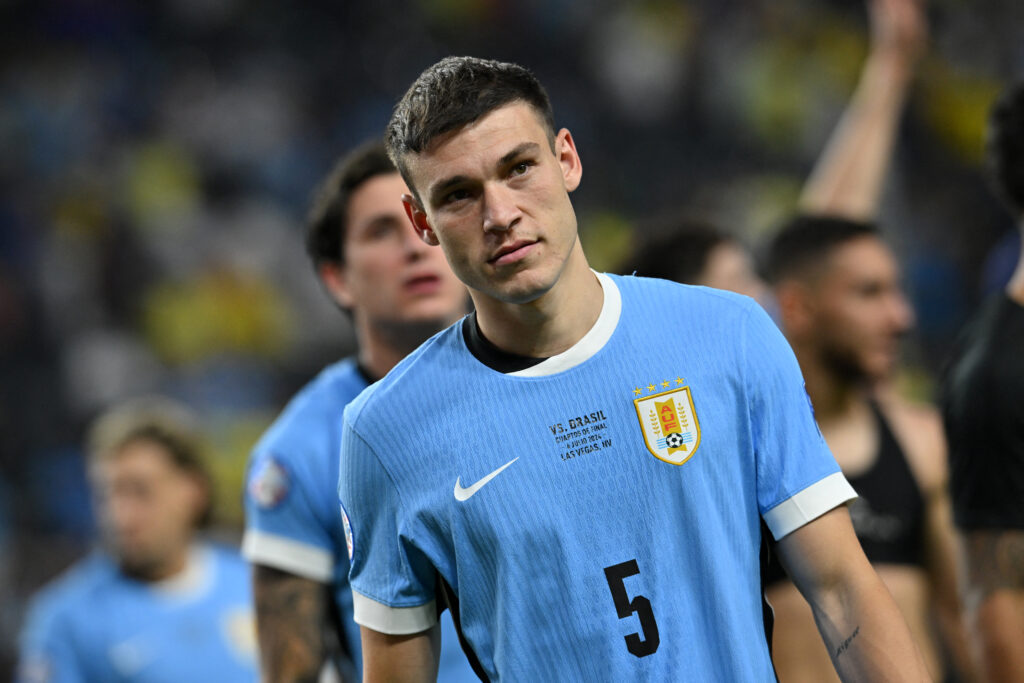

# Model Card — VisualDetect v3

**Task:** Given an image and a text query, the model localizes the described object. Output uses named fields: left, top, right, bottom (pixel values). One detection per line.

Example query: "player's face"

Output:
left=328, top=172, right=467, bottom=330
left=699, top=241, right=769, bottom=305
left=92, top=440, right=205, bottom=579
left=401, top=102, right=583, bottom=305
left=810, top=236, right=914, bottom=381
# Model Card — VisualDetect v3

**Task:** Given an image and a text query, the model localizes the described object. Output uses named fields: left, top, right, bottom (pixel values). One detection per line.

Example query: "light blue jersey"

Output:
left=17, top=544, right=257, bottom=683
left=243, top=358, right=476, bottom=681
left=339, top=273, right=856, bottom=681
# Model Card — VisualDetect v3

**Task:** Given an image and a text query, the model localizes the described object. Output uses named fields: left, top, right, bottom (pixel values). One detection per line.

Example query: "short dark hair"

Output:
left=87, top=397, right=214, bottom=528
left=385, top=56, right=556, bottom=197
left=761, top=214, right=880, bottom=284
left=986, top=83, right=1024, bottom=216
left=306, top=140, right=397, bottom=268
left=623, top=218, right=733, bottom=284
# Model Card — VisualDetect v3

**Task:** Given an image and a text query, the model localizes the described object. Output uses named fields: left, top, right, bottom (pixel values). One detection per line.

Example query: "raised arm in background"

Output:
left=799, top=0, right=926, bottom=219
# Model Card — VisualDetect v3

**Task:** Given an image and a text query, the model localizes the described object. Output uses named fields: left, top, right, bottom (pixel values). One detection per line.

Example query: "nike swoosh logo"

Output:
left=454, top=457, right=519, bottom=502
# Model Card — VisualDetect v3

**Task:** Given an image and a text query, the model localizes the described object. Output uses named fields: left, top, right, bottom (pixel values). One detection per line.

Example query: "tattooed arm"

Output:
left=961, top=530, right=1024, bottom=682
left=775, top=505, right=932, bottom=682
left=253, top=564, right=350, bottom=683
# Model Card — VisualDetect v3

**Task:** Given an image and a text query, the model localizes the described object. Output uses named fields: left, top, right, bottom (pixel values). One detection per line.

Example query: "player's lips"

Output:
left=403, top=273, right=443, bottom=295
left=489, top=240, right=537, bottom=266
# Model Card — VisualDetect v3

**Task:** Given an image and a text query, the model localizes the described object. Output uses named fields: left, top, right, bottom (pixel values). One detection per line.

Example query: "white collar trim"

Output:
left=508, top=272, right=621, bottom=377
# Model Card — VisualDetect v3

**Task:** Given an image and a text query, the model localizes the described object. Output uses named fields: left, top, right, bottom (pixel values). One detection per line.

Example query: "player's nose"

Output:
left=481, top=182, right=521, bottom=233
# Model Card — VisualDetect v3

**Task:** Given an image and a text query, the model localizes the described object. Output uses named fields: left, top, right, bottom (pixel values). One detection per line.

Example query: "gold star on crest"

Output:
left=633, top=387, right=642, bottom=396
left=647, top=384, right=656, bottom=392
left=661, top=380, right=670, bottom=388
left=675, top=377, right=684, bottom=385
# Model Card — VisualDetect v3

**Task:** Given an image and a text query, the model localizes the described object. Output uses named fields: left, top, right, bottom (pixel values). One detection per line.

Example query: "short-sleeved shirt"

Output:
left=243, top=358, right=476, bottom=680
left=339, top=273, right=854, bottom=681
left=17, top=545, right=257, bottom=683
left=941, top=294, right=1024, bottom=530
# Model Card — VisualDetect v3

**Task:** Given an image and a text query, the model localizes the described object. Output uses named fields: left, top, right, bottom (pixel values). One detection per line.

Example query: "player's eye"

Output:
left=509, top=161, right=532, bottom=177
left=444, top=188, right=471, bottom=204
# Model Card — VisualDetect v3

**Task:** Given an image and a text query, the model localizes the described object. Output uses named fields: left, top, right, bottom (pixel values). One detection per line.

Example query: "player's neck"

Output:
left=357, top=314, right=461, bottom=379
left=472, top=247, right=602, bottom=358
left=1005, top=227, right=1024, bottom=306
left=121, top=545, right=191, bottom=583
left=800, top=355, right=864, bottom=420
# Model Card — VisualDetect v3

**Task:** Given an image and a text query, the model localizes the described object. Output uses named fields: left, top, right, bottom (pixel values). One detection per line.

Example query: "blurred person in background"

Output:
left=758, top=3, right=972, bottom=680
left=762, top=215, right=970, bottom=682
left=704, top=0, right=972, bottom=680
left=941, top=82, right=1024, bottom=683
left=17, top=397, right=258, bottom=683
left=621, top=216, right=769, bottom=306
left=241, top=141, right=476, bottom=682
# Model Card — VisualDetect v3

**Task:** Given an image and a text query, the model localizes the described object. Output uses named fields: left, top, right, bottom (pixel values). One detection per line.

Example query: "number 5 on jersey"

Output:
left=604, top=559, right=660, bottom=658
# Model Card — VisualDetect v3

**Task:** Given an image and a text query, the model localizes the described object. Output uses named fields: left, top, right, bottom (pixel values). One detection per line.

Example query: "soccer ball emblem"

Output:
left=665, top=433, right=684, bottom=449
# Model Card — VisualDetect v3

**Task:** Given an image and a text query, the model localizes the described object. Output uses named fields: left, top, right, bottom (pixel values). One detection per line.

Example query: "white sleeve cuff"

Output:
left=352, top=590, right=437, bottom=635
left=763, top=472, right=857, bottom=540
left=241, top=529, right=333, bottom=582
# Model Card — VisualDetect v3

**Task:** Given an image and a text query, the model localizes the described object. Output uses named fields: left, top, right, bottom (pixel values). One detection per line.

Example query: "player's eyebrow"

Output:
left=428, top=174, right=470, bottom=206
left=427, top=142, right=542, bottom=206
left=498, top=142, right=540, bottom=167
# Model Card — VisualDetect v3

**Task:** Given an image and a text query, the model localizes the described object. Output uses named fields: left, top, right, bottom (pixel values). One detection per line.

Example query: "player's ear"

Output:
left=319, top=261, right=354, bottom=309
left=403, top=194, right=439, bottom=246
left=555, top=128, right=582, bottom=193
left=775, top=280, right=814, bottom=336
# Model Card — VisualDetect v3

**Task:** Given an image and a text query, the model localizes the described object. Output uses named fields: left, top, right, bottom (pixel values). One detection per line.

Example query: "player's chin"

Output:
left=863, top=353, right=899, bottom=382
left=400, top=297, right=464, bottom=322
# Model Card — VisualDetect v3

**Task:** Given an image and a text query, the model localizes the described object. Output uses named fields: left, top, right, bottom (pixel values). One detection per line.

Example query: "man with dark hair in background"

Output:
left=337, top=54, right=931, bottom=682
left=941, top=82, right=1024, bottom=683
left=752, top=1, right=971, bottom=680
left=18, top=397, right=259, bottom=682
left=760, top=214, right=970, bottom=682
left=241, top=141, right=476, bottom=682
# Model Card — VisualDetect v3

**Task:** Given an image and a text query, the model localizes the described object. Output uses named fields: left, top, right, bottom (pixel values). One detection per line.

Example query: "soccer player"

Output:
left=337, top=55, right=930, bottom=681
left=941, top=83, right=1024, bottom=683
left=17, top=397, right=258, bottom=682
left=241, top=141, right=476, bottom=682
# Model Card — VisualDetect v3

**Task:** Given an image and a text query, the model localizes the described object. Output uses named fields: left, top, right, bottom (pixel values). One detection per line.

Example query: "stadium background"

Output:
left=0, top=0, right=1021, bottom=677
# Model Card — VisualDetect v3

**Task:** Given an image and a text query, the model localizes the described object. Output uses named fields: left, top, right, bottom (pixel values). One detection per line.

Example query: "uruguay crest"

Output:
left=634, top=385, right=701, bottom=465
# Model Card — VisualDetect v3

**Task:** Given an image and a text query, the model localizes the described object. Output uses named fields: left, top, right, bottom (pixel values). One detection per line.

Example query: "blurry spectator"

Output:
left=941, top=82, right=1024, bottom=683
left=622, top=216, right=769, bottom=305
left=17, top=397, right=257, bottom=682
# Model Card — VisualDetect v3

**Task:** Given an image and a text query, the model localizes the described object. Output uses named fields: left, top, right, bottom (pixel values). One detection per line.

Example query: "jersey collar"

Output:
left=507, top=272, right=621, bottom=377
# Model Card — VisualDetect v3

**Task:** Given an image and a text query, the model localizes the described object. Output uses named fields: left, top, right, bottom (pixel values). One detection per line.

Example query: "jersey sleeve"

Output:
left=242, top=448, right=334, bottom=582
left=741, top=304, right=857, bottom=540
left=338, top=420, right=438, bottom=635
left=17, top=596, right=88, bottom=683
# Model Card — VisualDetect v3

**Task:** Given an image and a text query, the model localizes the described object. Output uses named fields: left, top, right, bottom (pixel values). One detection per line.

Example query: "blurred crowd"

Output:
left=1, top=0, right=1021, bottom=677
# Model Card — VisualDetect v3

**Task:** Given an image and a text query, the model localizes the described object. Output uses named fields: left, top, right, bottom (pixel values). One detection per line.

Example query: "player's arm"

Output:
left=360, top=625, right=439, bottom=683
left=799, top=0, right=926, bottom=220
left=252, top=564, right=337, bottom=683
left=775, top=505, right=932, bottom=682
left=961, top=529, right=1024, bottom=682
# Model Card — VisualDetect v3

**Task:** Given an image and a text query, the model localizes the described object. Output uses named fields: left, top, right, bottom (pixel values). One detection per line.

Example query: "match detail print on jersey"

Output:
left=454, top=457, right=520, bottom=501
left=633, top=384, right=701, bottom=465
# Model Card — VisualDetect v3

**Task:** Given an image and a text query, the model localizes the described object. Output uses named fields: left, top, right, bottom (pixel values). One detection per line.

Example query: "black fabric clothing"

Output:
left=941, top=294, right=1024, bottom=530
left=765, top=400, right=925, bottom=585
left=461, top=312, right=547, bottom=373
